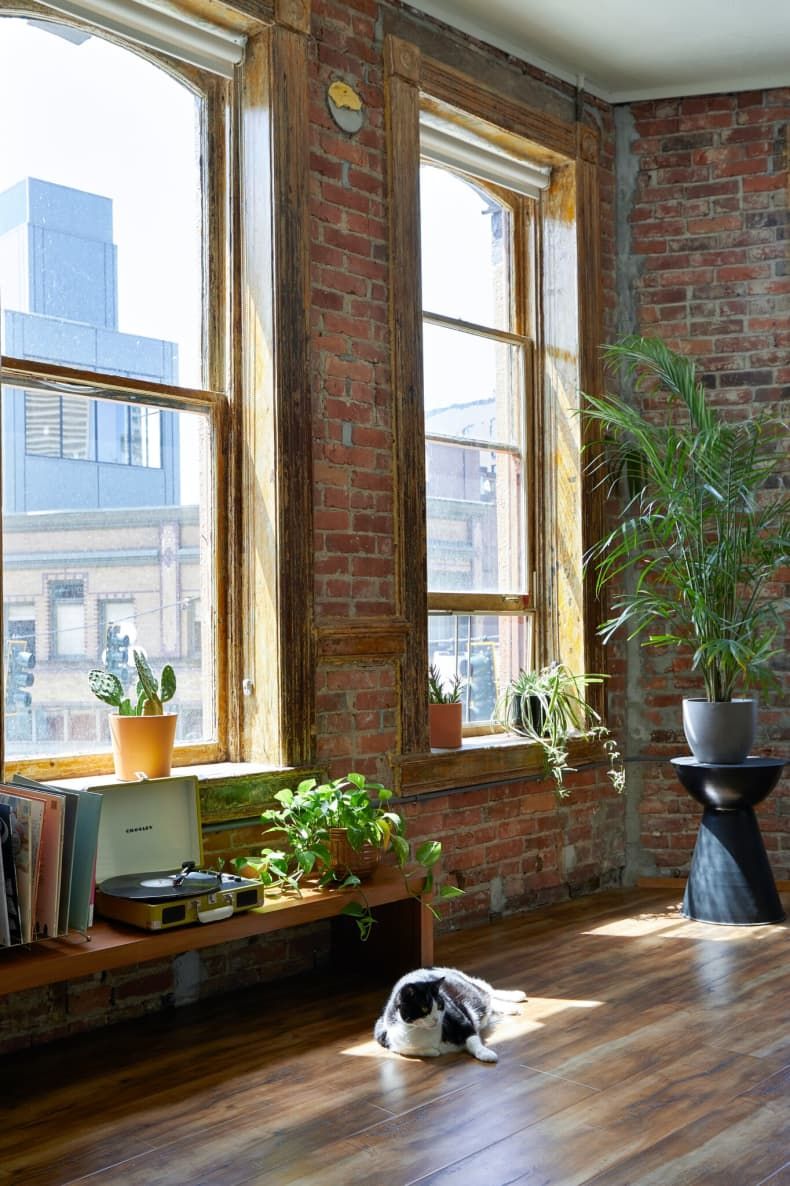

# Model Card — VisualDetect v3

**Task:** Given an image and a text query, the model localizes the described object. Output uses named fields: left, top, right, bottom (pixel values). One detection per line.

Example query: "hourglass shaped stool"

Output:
left=671, top=757, right=785, bottom=925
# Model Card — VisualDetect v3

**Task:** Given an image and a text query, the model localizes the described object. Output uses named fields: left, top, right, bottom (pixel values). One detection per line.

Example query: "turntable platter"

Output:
left=100, top=869, right=223, bottom=900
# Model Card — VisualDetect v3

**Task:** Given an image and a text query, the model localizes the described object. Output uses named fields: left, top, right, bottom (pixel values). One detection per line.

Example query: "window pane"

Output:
left=427, top=444, right=523, bottom=593
left=423, top=323, right=522, bottom=445
left=0, top=17, right=203, bottom=387
left=2, top=386, right=215, bottom=760
left=420, top=163, right=512, bottom=331
left=429, top=613, right=533, bottom=724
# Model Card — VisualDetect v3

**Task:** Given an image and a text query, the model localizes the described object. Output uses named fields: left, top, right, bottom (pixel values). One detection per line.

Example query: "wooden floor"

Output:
left=4, top=888, right=789, bottom=1186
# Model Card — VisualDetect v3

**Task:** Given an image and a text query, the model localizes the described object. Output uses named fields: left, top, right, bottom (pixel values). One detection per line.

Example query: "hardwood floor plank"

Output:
left=3, top=890, right=786, bottom=1186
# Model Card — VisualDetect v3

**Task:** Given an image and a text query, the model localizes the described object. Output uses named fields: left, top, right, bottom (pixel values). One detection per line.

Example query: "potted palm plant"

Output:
left=235, top=772, right=463, bottom=940
left=582, top=335, right=788, bottom=763
left=495, top=662, right=624, bottom=795
left=89, top=648, right=178, bottom=779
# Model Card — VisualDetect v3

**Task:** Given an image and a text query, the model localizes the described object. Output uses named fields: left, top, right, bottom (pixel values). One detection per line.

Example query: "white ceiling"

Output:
left=405, top=0, right=790, bottom=102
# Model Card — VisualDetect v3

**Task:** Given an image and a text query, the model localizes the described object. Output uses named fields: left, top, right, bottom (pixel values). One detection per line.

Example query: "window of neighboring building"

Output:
left=420, top=160, right=537, bottom=729
left=51, top=580, right=86, bottom=657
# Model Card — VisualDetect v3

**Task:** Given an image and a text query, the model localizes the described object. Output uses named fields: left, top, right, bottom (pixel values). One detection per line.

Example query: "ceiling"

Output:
left=405, top=0, right=790, bottom=103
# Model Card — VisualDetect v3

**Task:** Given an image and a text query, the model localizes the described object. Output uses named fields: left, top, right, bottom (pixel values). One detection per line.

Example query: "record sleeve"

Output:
left=2, top=784, right=64, bottom=939
left=0, top=803, right=21, bottom=946
left=0, top=791, right=44, bottom=944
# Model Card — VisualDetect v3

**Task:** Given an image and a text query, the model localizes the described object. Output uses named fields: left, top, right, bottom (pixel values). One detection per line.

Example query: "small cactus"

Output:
left=89, top=648, right=176, bottom=716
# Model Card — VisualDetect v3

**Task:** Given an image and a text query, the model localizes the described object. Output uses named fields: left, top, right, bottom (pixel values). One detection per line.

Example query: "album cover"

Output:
left=12, top=777, right=81, bottom=937
left=0, top=803, right=21, bottom=945
left=0, top=791, right=43, bottom=944
left=2, top=784, right=64, bottom=939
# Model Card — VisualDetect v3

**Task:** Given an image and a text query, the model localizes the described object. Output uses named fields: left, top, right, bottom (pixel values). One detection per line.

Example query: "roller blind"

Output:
left=420, top=115, right=551, bottom=200
left=41, top=0, right=246, bottom=76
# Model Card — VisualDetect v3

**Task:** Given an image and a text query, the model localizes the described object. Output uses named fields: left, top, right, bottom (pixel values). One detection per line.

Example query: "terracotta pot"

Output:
left=327, top=828, right=380, bottom=880
left=429, top=701, right=463, bottom=749
left=109, top=713, right=178, bottom=781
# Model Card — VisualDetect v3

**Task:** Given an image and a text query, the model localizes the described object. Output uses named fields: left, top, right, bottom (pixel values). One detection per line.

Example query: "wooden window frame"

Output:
left=0, top=0, right=315, bottom=779
left=421, top=165, right=537, bottom=734
left=385, top=37, right=606, bottom=792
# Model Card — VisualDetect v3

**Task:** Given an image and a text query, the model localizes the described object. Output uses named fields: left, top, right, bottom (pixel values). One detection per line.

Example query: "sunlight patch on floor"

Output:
left=341, top=997, right=603, bottom=1057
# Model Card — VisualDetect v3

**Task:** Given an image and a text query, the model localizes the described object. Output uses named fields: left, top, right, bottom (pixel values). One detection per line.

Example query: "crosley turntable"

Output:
left=91, top=776, right=264, bottom=930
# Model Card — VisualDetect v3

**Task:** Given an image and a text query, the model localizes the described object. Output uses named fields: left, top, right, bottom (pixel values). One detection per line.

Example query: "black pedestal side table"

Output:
left=672, top=757, right=785, bottom=925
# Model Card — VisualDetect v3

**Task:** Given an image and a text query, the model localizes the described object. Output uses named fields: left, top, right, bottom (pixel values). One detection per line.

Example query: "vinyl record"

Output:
left=99, top=869, right=223, bottom=901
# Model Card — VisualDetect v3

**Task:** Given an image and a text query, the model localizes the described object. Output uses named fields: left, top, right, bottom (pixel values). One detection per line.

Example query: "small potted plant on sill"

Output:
left=495, top=662, right=624, bottom=797
left=89, top=649, right=177, bottom=780
left=428, top=663, right=463, bottom=749
left=234, top=772, right=463, bottom=940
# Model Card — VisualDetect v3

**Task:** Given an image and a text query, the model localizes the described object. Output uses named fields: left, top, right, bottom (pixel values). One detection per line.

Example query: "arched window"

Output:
left=0, top=4, right=228, bottom=768
left=420, top=162, right=535, bottom=727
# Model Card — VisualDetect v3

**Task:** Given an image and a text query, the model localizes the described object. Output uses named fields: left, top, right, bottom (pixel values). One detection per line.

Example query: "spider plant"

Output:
left=581, top=336, right=788, bottom=702
left=495, top=662, right=624, bottom=795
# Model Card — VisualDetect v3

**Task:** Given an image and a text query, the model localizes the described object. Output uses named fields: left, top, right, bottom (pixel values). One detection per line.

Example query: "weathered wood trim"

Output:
left=576, top=138, right=607, bottom=717
left=316, top=618, right=410, bottom=662
left=240, top=20, right=314, bottom=767
left=420, top=56, right=577, bottom=159
left=394, top=734, right=603, bottom=796
left=274, top=0, right=310, bottom=35
left=385, top=35, right=430, bottom=755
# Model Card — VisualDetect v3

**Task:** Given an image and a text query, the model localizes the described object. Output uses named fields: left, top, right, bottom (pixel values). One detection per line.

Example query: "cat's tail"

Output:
left=491, top=988, right=527, bottom=1003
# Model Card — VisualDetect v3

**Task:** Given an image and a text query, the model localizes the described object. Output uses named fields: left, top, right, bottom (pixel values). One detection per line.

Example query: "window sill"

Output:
left=393, top=733, right=602, bottom=796
left=53, top=762, right=321, bottom=823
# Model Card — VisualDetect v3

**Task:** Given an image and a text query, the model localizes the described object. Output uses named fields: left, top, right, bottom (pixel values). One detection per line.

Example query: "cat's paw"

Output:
left=474, top=1046, right=498, bottom=1063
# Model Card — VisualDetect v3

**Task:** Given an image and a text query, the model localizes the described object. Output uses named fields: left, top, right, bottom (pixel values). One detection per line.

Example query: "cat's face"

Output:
left=397, top=978, right=444, bottom=1028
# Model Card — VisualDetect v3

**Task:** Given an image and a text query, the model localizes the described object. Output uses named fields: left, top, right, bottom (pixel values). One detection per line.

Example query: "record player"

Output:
left=91, top=776, right=264, bottom=931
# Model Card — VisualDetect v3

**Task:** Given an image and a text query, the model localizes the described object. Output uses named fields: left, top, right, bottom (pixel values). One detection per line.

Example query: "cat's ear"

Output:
left=432, top=977, right=445, bottom=993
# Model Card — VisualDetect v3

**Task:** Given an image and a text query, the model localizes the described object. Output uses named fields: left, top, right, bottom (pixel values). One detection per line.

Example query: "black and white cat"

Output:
left=374, top=966, right=526, bottom=1063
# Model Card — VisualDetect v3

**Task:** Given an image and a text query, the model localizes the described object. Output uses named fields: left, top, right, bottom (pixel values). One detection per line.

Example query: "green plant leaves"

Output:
left=582, top=335, right=789, bottom=701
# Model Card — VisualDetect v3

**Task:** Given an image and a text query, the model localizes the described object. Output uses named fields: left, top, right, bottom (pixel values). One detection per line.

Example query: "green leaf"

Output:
left=415, top=840, right=442, bottom=867
left=160, top=664, right=176, bottom=703
left=438, top=885, right=465, bottom=899
left=341, top=900, right=367, bottom=917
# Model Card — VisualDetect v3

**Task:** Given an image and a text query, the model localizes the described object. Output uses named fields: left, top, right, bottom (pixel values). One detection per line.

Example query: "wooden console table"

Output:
left=0, top=865, right=433, bottom=996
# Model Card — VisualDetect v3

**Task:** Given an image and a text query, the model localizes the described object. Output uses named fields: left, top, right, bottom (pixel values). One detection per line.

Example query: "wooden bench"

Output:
left=0, top=865, right=433, bottom=996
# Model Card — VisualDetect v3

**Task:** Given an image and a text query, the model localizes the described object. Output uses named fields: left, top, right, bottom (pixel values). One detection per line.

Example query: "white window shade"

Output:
left=420, top=116, right=551, bottom=200
left=41, top=0, right=246, bottom=76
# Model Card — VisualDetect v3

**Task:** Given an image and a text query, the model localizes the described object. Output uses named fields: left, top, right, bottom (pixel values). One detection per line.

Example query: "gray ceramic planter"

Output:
left=682, top=697, right=757, bottom=764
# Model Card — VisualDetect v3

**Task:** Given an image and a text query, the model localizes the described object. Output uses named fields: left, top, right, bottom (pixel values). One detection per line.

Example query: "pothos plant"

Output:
left=234, top=772, right=463, bottom=940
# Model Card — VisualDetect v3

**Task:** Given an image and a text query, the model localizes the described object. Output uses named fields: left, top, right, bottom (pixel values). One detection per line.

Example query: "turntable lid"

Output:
left=91, top=776, right=202, bottom=884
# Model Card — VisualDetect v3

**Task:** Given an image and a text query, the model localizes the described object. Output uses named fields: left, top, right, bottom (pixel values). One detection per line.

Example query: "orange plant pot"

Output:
left=429, top=702, right=463, bottom=749
left=109, top=713, right=178, bottom=781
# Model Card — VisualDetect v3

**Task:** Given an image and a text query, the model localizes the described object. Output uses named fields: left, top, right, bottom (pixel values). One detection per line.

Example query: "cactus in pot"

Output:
left=89, top=649, right=176, bottom=716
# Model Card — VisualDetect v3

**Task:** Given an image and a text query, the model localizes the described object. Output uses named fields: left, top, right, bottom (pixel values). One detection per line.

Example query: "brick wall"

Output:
left=619, top=90, right=789, bottom=879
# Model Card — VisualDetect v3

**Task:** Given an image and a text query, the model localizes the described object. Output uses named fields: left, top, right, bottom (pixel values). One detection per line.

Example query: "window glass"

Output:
left=429, top=613, right=532, bottom=724
left=426, top=444, right=523, bottom=593
left=421, top=158, right=531, bottom=731
left=2, top=387, right=213, bottom=760
left=420, top=163, right=512, bottom=331
left=0, top=16, right=203, bottom=387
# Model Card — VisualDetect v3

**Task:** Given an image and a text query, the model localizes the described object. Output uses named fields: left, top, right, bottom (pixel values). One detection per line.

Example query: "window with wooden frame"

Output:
left=420, top=124, right=551, bottom=732
left=386, top=39, right=605, bottom=784
left=0, top=0, right=314, bottom=778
